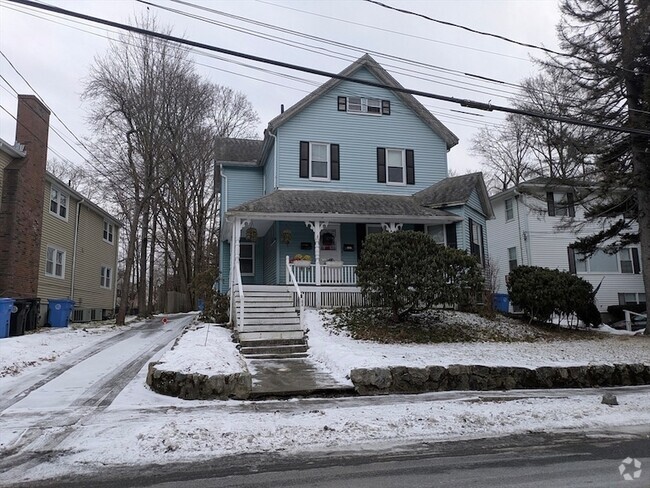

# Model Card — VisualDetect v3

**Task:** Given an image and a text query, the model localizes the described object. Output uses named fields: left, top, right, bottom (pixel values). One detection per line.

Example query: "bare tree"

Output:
left=46, top=158, right=93, bottom=197
left=211, top=86, right=260, bottom=138
left=470, top=115, right=534, bottom=193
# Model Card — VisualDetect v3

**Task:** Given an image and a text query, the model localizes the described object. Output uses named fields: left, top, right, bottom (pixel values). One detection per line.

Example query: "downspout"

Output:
left=268, top=130, right=278, bottom=190
left=113, top=225, right=119, bottom=313
left=70, top=199, right=84, bottom=300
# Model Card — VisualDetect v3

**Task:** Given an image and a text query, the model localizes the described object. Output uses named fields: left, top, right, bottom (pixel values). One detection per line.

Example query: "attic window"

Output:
left=338, top=96, right=390, bottom=115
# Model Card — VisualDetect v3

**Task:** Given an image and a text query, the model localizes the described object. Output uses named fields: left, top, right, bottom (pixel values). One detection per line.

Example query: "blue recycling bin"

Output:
left=0, top=298, right=14, bottom=338
left=197, top=298, right=205, bottom=312
left=493, top=294, right=510, bottom=313
left=47, top=299, right=75, bottom=327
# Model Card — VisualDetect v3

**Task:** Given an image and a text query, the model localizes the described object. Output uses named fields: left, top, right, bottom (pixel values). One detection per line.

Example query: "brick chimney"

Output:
left=0, top=95, right=50, bottom=298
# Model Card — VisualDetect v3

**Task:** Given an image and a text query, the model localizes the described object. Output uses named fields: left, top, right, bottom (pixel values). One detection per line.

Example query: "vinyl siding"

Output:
left=38, top=179, right=76, bottom=302
left=465, top=206, right=489, bottom=262
left=73, top=205, right=118, bottom=309
left=487, top=191, right=644, bottom=311
left=222, top=166, right=264, bottom=212
left=276, top=67, right=448, bottom=193
left=263, top=142, right=276, bottom=194
left=219, top=241, right=230, bottom=293
left=262, top=223, right=278, bottom=285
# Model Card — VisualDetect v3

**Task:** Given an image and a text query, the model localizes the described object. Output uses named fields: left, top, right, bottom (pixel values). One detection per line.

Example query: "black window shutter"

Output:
left=377, top=148, right=386, bottom=183
left=546, top=192, right=556, bottom=216
left=356, top=223, right=366, bottom=261
left=382, top=100, right=391, bottom=115
left=330, top=144, right=340, bottom=180
left=567, top=247, right=576, bottom=274
left=337, top=96, right=347, bottom=111
left=631, top=248, right=640, bottom=274
left=299, top=141, right=309, bottom=178
left=479, top=224, right=485, bottom=266
left=406, top=149, right=415, bottom=185
left=414, top=224, right=424, bottom=232
left=445, top=223, right=457, bottom=248
left=567, top=192, right=575, bottom=217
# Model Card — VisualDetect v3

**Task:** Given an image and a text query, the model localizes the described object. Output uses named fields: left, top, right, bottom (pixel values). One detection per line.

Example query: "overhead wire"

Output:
left=10, top=0, right=645, bottom=136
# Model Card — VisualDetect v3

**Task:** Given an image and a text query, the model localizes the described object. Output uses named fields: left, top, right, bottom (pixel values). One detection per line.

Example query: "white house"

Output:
left=487, top=177, right=645, bottom=316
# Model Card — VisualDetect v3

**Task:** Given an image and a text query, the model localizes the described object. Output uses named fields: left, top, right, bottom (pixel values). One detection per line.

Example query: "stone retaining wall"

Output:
left=350, top=363, right=650, bottom=395
left=146, top=362, right=252, bottom=400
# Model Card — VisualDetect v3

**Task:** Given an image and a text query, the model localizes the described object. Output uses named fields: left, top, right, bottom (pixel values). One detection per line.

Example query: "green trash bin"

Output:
left=0, top=298, right=14, bottom=339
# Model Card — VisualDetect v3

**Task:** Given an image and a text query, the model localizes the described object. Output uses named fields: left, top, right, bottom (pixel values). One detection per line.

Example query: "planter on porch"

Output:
left=324, top=260, right=344, bottom=267
left=293, top=260, right=312, bottom=267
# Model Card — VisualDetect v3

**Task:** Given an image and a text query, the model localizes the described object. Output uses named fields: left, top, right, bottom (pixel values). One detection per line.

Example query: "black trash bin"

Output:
left=9, top=300, right=30, bottom=336
left=24, top=298, right=40, bottom=332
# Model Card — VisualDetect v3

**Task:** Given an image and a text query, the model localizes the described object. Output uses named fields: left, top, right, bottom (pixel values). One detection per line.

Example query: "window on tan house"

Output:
left=100, top=266, right=112, bottom=289
left=46, top=246, right=66, bottom=278
left=50, top=186, right=68, bottom=220
left=103, top=220, right=114, bottom=244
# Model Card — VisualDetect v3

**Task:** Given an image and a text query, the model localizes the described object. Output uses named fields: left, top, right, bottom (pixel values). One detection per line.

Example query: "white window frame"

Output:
left=575, top=248, right=638, bottom=274
left=100, top=266, right=112, bottom=289
left=618, top=248, right=635, bottom=274
left=45, top=245, right=66, bottom=279
left=508, top=246, right=518, bottom=271
left=505, top=198, right=514, bottom=221
left=49, top=185, right=68, bottom=221
left=618, top=292, right=646, bottom=306
left=347, top=96, right=382, bottom=116
left=239, top=242, right=255, bottom=277
left=426, top=224, right=446, bottom=246
left=470, top=220, right=483, bottom=264
left=309, top=142, right=330, bottom=181
left=103, top=220, right=114, bottom=244
left=385, top=148, right=406, bottom=186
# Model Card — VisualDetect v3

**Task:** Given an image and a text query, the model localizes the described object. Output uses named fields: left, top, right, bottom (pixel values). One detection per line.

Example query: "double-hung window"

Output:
left=573, top=248, right=640, bottom=274
left=50, top=186, right=68, bottom=220
left=46, top=246, right=66, bottom=279
left=508, top=247, right=518, bottom=271
left=469, top=219, right=484, bottom=265
left=310, top=142, right=329, bottom=180
left=505, top=198, right=514, bottom=221
left=386, top=149, right=405, bottom=185
left=299, top=141, right=340, bottom=181
left=103, top=221, right=114, bottom=244
left=239, top=243, right=254, bottom=276
left=100, top=266, right=112, bottom=289
left=546, top=191, right=575, bottom=217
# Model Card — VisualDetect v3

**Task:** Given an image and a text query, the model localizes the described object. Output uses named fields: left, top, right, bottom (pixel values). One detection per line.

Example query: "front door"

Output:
left=319, top=224, right=341, bottom=263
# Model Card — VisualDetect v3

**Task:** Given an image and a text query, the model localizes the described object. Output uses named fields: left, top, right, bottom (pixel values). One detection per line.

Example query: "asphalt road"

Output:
left=13, top=429, right=650, bottom=488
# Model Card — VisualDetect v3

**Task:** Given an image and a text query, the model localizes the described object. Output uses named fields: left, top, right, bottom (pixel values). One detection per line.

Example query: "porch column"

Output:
left=381, top=223, right=403, bottom=233
left=306, top=220, right=328, bottom=308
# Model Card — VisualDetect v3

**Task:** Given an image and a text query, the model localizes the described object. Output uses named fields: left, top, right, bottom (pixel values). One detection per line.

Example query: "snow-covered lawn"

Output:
left=306, top=310, right=650, bottom=384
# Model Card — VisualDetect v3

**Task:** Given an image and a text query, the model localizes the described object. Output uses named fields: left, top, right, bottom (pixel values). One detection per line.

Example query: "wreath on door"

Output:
left=321, top=231, right=336, bottom=250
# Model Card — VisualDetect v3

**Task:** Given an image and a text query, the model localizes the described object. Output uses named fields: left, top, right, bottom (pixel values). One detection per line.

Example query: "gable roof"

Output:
left=414, top=172, right=494, bottom=219
left=227, top=189, right=462, bottom=223
left=490, top=176, right=600, bottom=202
left=266, top=54, right=459, bottom=150
left=215, top=137, right=264, bottom=165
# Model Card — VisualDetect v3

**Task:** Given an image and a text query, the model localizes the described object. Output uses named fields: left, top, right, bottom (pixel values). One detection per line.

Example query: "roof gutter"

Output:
left=225, top=211, right=463, bottom=224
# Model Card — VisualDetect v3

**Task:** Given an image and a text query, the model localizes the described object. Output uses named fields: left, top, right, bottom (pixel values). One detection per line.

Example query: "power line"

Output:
left=8, top=0, right=650, bottom=137
left=363, top=0, right=644, bottom=76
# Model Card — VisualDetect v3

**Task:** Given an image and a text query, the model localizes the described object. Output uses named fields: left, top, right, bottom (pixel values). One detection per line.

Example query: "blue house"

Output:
left=216, top=55, right=493, bottom=353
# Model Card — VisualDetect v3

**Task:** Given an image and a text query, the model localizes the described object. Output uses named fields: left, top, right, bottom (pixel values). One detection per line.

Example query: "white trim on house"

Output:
left=49, top=185, right=69, bottom=222
left=45, top=245, right=66, bottom=279
left=308, top=141, right=330, bottom=181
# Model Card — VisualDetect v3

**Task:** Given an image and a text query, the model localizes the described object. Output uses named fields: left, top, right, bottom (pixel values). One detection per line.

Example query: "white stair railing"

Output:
left=234, top=259, right=245, bottom=333
left=623, top=309, right=647, bottom=332
left=286, top=255, right=305, bottom=332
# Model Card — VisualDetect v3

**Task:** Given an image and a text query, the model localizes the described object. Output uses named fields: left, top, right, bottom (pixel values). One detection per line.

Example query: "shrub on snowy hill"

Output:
left=356, top=231, right=483, bottom=322
left=507, top=266, right=599, bottom=327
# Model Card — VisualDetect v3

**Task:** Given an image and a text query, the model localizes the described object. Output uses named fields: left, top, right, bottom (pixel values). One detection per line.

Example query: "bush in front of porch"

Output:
left=356, top=231, right=483, bottom=322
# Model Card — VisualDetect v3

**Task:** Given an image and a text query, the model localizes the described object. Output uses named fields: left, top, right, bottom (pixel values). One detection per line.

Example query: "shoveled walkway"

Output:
left=245, top=357, right=355, bottom=399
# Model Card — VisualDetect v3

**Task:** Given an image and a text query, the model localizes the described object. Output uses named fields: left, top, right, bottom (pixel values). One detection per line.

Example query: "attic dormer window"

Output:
left=338, top=96, right=390, bottom=115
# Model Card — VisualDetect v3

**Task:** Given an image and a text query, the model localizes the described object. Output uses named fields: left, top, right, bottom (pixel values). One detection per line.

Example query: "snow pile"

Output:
left=153, top=323, right=247, bottom=376
left=0, top=324, right=132, bottom=378
left=306, top=310, right=650, bottom=382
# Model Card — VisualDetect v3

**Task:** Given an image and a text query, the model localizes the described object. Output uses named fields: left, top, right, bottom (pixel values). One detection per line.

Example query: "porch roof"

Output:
left=226, top=189, right=462, bottom=223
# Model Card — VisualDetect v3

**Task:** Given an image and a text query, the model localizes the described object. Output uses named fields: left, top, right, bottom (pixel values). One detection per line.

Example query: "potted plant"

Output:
left=291, top=254, right=312, bottom=267
left=281, top=228, right=292, bottom=245
left=245, top=226, right=258, bottom=242
left=324, top=258, right=344, bottom=267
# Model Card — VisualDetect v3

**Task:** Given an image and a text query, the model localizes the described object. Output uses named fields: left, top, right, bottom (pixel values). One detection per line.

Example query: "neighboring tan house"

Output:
left=487, top=177, right=645, bottom=316
left=0, top=95, right=120, bottom=326
left=216, top=54, right=493, bottom=357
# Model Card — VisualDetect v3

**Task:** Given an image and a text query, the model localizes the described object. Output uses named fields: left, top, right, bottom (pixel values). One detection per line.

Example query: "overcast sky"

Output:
left=0, top=0, right=562, bottom=175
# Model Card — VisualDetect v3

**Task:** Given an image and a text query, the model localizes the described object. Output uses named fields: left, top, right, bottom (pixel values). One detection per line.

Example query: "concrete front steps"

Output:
left=233, top=285, right=308, bottom=359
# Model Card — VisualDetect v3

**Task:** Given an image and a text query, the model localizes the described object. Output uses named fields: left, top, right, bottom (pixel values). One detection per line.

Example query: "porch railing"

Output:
left=233, top=258, right=245, bottom=333
left=624, top=309, right=647, bottom=332
left=285, top=256, right=305, bottom=332
left=287, top=262, right=357, bottom=286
